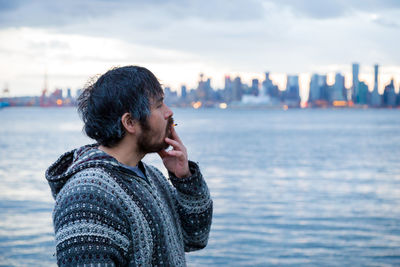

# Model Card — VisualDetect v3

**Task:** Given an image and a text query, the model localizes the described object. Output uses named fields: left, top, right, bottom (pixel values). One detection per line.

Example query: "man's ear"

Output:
left=121, top=112, right=137, bottom=134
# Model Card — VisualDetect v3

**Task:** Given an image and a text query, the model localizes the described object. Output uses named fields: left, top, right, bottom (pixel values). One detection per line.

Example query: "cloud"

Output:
left=267, top=0, right=400, bottom=20
left=0, top=0, right=119, bottom=28
left=273, top=0, right=348, bottom=19
left=0, top=0, right=399, bottom=95
left=2, top=0, right=400, bottom=30
left=0, top=0, right=265, bottom=29
left=372, top=17, right=400, bottom=29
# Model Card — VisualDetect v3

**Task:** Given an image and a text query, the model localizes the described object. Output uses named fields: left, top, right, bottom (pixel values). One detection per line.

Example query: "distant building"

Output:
left=383, top=79, right=396, bottom=107
left=164, top=86, right=179, bottom=106
left=251, top=79, right=259, bottom=96
left=309, top=74, right=321, bottom=102
left=51, top=88, right=62, bottom=99
left=180, top=85, right=187, bottom=100
left=370, top=64, right=381, bottom=107
left=352, top=63, right=360, bottom=102
left=223, top=75, right=233, bottom=103
left=358, top=81, right=369, bottom=105
left=319, top=75, right=330, bottom=101
left=331, top=73, right=346, bottom=102
left=66, top=88, right=72, bottom=99
left=9, top=96, right=40, bottom=106
left=205, top=78, right=213, bottom=99
left=232, top=76, right=243, bottom=102
left=187, top=88, right=197, bottom=102
left=262, top=72, right=280, bottom=99
left=308, top=74, right=328, bottom=107
left=309, top=74, right=328, bottom=103
left=196, top=73, right=211, bottom=101
left=397, top=85, right=400, bottom=106
left=285, top=75, right=301, bottom=107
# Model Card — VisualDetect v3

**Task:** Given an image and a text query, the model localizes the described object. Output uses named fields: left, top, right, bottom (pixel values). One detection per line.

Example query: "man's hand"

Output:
left=157, top=125, right=192, bottom=178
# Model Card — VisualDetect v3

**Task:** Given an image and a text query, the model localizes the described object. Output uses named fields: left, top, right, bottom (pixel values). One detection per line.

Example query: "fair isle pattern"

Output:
left=46, top=144, right=213, bottom=266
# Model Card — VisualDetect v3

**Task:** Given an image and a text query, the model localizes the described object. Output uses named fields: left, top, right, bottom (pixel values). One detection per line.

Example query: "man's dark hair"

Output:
left=78, top=65, right=163, bottom=147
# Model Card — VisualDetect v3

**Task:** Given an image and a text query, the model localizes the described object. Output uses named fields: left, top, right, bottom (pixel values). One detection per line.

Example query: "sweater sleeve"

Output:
left=169, top=161, right=213, bottom=252
left=52, top=170, right=152, bottom=266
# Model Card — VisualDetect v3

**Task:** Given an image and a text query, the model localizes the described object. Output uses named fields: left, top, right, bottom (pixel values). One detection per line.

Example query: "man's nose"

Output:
left=165, top=104, right=173, bottom=118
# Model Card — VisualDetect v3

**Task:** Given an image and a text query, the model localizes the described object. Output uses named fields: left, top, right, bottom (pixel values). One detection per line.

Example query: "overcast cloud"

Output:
left=0, top=0, right=399, bottom=96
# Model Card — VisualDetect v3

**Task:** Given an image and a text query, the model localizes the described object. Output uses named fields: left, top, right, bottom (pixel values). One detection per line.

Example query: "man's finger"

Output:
left=165, top=150, right=184, bottom=158
left=165, top=137, right=183, bottom=151
left=170, top=124, right=182, bottom=144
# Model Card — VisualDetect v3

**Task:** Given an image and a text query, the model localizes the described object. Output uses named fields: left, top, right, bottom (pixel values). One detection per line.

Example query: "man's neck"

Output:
left=98, top=137, right=144, bottom=167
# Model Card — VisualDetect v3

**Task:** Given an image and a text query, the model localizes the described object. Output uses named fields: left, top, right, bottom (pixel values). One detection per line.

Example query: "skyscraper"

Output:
left=358, top=81, right=369, bottom=105
left=65, top=88, right=71, bottom=99
left=285, top=75, right=301, bottom=107
left=332, top=73, right=345, bottom=101
left=223, top=75, right=233, bottom=102
left=196, top=74, right=213, bottom=101
left=232, top=77, right=243, bottom=101
left=383, top=79, right=396, bottom=107
left=262, top=72, right=280, bottom=98
left=308, top=74, right=328, bottom=104
left=262, top=72, right=273, bottom=95
left=370, top=64, right=381, bottom=107
left=352, top=63, right=360, bottom=103
left=251, top=79, right=259, bottom=96
left=181, top=85, right=187, bottom=100
left=309, top=74, right=321, bottom=102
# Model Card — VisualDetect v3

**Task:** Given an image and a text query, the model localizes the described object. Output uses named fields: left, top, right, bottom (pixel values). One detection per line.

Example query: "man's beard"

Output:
left=137, top=117, right=174, bottom=154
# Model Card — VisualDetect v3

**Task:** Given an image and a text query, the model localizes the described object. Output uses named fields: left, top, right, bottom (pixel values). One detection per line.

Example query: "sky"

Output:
left=0, top=0, right=399, bottom=99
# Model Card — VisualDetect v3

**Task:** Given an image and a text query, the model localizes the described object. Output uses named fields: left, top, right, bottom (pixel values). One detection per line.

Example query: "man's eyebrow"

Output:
left=156, top=96, right=164, bottom=104
left=151, top=96, right=164, bottom=107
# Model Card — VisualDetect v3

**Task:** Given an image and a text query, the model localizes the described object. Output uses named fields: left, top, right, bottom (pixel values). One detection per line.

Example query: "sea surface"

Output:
left=0, top=107, right=400, bottom=266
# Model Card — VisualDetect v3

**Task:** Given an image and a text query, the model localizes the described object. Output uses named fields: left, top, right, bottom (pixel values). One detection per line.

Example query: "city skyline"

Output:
left=2, top=63, right=399, bottom=101
left=3, top=61, right=399, bottom=109
left=1, top=1, right=400, bottom=97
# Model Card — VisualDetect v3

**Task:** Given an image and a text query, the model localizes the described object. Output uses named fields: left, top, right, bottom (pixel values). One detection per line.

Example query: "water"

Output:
left=1, top=107, right=400, bottom=266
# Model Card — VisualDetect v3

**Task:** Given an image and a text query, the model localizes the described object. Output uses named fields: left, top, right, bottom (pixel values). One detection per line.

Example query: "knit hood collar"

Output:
left=45, top=144, right=145, bottom=199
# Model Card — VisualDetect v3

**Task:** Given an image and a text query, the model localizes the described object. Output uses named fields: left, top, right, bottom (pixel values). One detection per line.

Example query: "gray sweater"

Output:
left=46, top=144, right=213, bottom=266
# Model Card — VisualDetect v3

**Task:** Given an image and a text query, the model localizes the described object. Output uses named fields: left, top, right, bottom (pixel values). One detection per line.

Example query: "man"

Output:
left=46, top=66, right=213, bottom=266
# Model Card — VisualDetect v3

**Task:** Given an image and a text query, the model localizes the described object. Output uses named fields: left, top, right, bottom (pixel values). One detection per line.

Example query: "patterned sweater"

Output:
left=46, top=144, right=213, bottom=266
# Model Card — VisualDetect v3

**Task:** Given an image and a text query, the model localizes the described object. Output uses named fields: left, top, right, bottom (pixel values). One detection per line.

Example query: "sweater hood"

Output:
left=46, top=144, right=139, bottom=199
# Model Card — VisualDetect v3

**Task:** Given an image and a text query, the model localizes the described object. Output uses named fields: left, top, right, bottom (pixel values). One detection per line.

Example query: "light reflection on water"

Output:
left=0, top=107, right=400, bottom=266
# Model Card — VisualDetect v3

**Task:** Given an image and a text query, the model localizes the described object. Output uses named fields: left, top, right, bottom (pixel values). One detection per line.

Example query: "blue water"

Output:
left=1, top=107, right=400, bottom=266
